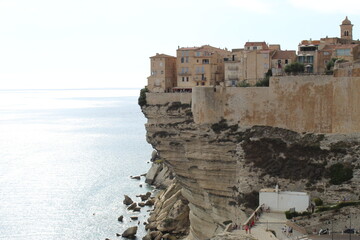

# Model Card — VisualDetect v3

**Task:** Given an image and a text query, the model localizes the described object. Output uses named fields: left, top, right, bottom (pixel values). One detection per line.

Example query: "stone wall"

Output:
left=192, top=75, right=360, bottom=133
left=146, top=92, right=192, bottom=106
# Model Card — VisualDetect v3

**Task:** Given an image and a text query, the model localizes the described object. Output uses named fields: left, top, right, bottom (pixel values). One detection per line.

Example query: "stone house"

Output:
left=147, top=53, right=177, bottom=93
left=174, top=45, right=231, bottom=91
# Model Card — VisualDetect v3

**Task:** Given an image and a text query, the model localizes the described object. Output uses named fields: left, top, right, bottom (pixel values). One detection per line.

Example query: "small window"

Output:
left=186, top=77, right=189, bottom=82
left=285, top=59, right=288, bottom=64
left=201, top=82, right=205, bottom=86
left=182, top=77, right=185, bottom=82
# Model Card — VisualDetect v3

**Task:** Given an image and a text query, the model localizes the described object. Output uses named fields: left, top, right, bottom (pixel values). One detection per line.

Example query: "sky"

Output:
left=1, top=0, right=360, bottom=89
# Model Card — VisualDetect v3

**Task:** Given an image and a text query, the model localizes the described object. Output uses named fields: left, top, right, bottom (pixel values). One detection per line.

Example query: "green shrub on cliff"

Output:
left=313, top=198, right=323, bottom=206
left=328, top=163, right=353, bottom=185
left=285, top=210, right=311, bottom=219
left=138, top=87, right=149, bottom=107
left=316, top=201, right=360, bottom=212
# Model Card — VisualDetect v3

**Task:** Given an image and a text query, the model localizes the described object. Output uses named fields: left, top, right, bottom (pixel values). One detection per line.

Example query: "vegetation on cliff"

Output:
left=138, top=87, right=149, bottom=107
left=327, top=163, right=353, bottom=185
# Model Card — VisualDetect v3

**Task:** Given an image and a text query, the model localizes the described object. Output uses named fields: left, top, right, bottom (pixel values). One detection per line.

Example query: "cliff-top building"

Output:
left=147, top=53, right=177, bottom=93
left=298, top=16, right=360, bottom=74
left=224, top=42, right=296, bottom=86
left=174, top=45, right=231, bottom=91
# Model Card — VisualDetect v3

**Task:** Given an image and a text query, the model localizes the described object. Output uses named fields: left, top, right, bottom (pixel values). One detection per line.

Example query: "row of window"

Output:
left=151, top=70, right=164, bottom=75
left=180, top=57, right=210, bottom=64
left=181, top=51, right=212, bottom=57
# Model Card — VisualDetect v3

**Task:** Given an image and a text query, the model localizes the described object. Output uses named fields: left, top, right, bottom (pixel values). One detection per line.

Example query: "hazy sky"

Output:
left=1, top=0, right=360, bottom=89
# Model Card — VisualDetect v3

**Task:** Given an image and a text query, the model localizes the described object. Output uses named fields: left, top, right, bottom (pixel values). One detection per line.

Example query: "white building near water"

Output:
left=259, top=186, right=310, bottom=212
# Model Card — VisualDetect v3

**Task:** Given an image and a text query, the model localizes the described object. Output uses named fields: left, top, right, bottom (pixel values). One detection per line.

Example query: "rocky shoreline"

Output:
left=110, top=151, right=190, bottom=240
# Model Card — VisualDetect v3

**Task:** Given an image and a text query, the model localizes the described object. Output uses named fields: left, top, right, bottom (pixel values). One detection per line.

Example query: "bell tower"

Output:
left=340, top=16, right=353, bottom=40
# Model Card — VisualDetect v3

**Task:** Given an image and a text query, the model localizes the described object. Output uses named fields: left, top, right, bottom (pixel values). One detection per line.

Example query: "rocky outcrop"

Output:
left=122, top=226, right=138, bottom=239
left=144, top=181, right=190, bottom=239
left=142, top=96, right=360, bottom=239
left=146, top=162, right=174, bottom=189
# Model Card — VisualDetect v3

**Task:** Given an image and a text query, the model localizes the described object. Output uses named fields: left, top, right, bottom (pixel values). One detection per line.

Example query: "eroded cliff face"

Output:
left=142, top=94, right=360, bottom=240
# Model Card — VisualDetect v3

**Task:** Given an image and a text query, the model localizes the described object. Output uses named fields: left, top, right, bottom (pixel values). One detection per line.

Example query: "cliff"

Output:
left=141, top=76, right=360, bottom=239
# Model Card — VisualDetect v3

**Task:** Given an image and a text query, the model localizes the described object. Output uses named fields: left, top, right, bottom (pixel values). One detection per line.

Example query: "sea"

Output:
left=0, top=89, right=154, bottom=240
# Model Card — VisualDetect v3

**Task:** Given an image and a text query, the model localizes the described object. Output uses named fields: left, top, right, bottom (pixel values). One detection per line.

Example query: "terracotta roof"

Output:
left=342, top=16, right=352, bottom=25
left=244, top=41, right=268, bottom=49
left=299, top=40, right=321, bottom=45
left=178, top=47, right=201, bottom=51
left=150, top=53, right=175, bottom=58
left=272, top=50, right=296, bottom=59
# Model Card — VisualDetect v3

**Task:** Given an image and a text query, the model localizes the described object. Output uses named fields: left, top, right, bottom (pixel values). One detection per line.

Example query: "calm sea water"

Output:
left=0, top=89, right=153, bottom=240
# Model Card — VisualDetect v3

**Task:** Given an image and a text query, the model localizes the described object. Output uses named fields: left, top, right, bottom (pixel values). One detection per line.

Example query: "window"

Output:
left=185, top=57, right=189, bottom=63
left=161, top=70, right=164, bottom=74
left=202, top=59, right=209, bottom=64
left=336, top=48, right=351, bottom=56
left=186, top=77, right=189, bottom=82
left=201, top=66, right=205, bottom=73
left=201, top=82, right=205, bottom=86
left=196, top=52, right=201, bottom=57
left=181, top=67, right=189, bottom=73
left=159, top=62, right=163, bottom=67
left=181, top=57, right=184, bottom=63
left=182, top=77, right=185, bottom=82
left=324, top=52, right=330, bottom=56
left=253, top=46, right=257, bottom=50
left=285, top=59, right=288, bottom=64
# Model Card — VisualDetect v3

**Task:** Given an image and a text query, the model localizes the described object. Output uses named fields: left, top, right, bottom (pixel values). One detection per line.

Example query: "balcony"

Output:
left=178, top=72, right=191, bottom=76
left=193, top=76, right=207, bottom=81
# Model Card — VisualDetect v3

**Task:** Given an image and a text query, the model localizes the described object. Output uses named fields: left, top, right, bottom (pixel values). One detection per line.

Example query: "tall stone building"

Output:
left=341, top=16, right=353, bottom=40
left=174, top=45, right=231, bottom=91
left=147, top=53, right=177, bottom=93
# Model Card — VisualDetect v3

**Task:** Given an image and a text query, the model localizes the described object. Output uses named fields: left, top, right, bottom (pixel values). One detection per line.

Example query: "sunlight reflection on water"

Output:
left=0, top=89, right=153, bottom=240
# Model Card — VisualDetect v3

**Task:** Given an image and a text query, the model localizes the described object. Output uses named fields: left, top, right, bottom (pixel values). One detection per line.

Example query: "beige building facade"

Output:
left=147, top=53, right=177, bottom=93
left=225, top=42, right=296, bottom=86
left=175, top=45, right=231, bottom=91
